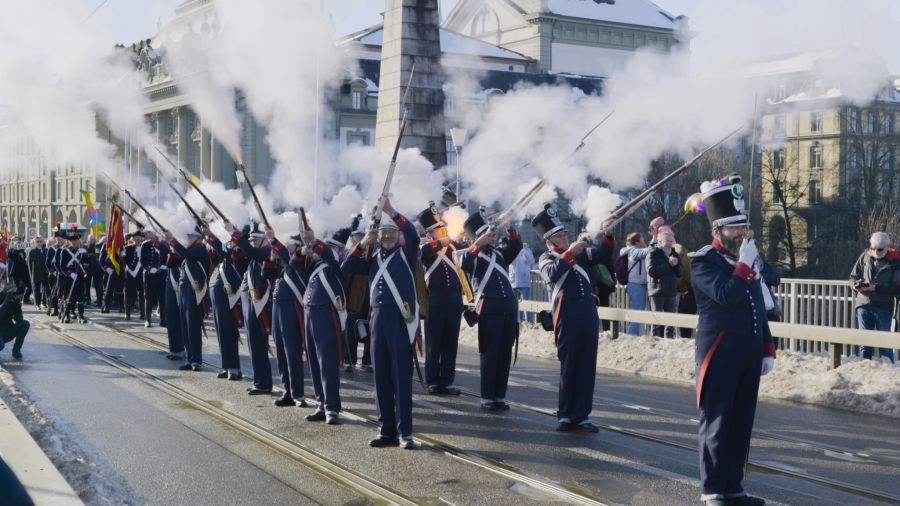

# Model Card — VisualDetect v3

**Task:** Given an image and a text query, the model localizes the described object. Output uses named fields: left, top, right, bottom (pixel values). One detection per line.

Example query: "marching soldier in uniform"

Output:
left=296, top=226, right=346, bottom=425
left=83, top=235, right=103, bottom=306
left=690, top=176, right=775, bottom=506
left=160, top=238, right=185, bottom=360
left=342, top=198, right=419, bottom=448
left=205, top=226, right=246, bottom=381
left=325, top=225, right=354, bottom=372
left=417, top=202, right=464, bottom=395
left=122, top=230, right=145, bottom=321
left=45, top=230, right=62, bottom=317
left=27, top=237, right=48, bottom=309
left=164, top=227, right=209, bottom=371
left=533, top=203, right=614, bottom=432
left=99, top=237, right=121, bottom=314
left=459, top=208, right=522, bottom=411
left=58, top=224, right=89, bottom=324
left=140, top=231, right=162, bottom=328
left=226, top=221, right=274, bottom=395
left=269, top=231, right=309, bottom=407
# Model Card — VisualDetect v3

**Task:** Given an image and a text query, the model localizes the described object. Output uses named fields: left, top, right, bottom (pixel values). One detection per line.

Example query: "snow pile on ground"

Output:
left=458, top=323, right=900, bottom=418
left=0, top=365, right=137, bottom=505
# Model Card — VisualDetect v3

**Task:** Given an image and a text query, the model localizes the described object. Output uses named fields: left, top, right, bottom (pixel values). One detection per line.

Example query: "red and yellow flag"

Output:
left=106, top=205, right=125, bottom=275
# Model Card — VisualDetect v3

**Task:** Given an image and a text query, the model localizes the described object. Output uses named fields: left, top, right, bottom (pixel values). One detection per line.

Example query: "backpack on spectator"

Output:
left=614, top=253, right=637, bottom=286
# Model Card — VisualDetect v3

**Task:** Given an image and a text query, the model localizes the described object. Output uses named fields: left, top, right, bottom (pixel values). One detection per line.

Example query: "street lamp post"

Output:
left=449, top=127, right=468, bottom=202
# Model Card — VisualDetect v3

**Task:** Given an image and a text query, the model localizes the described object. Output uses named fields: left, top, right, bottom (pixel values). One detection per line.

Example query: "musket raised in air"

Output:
left=235, top=163, right=270, bottom=229
left=152, top=145, right=231, bottom=223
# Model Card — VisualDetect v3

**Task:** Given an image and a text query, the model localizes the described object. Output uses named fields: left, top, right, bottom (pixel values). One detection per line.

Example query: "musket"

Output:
left=153, top=145, right=230, bottom=222
left=151, top=164, right=208, bottom=229
left=234, top=163, right=270, bottom=228
left=599, top=125, right=745, bottom=234
left=485, top=178, right=546, bottom=233
left=369, top=62, right=416, bottom=230
left=103, top=175, right=159, bottom=233
left=110, top=201, right=146, bottom=231
left=124, top=189, right=168, bottom=232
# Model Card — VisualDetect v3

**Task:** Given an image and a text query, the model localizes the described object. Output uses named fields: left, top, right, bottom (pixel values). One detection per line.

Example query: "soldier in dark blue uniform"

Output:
left=325, top=224, right=355, bottom=373
left=140, top=231, right=162, bottom=328
left=227, top=222, right=274, bottom=395
left=99, top=237, right=118, bottom=314
left=533, top=203, right=614, bottom=432
left=269, top=232, right=309, bottom=407
left=459, top=208, right=522, bottom=411
left=164, top=227, right=209, bottom=371
left=160, top=239, right=184, bottom=360
left=45, top=230, right=62, bottom=317
left=296, top=227, right=346, bottom=425
left=417, top=203, right=464, bottom=395
left=82, top=236, right=103, bottom=306
left=342, top=198, right=419, bottom=449
left=57, top=224, right=89, bottom=323
left=122, top=230, right=145, bottom=321
left=205, top=226, right=247, bottom=381
left=690, top=176, right=776, bottom=506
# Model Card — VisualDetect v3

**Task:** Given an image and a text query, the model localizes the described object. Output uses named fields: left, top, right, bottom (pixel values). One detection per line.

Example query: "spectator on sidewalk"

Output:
left=674, top=242, right=695, bottom=338
left=849, top=232, right=898, bottom=362
left=509, top=243, right=536, bottom=323
left=27, top=237, right=48, bottom=309
left=0, top=280, right=29, bottom=360
left=619, top=232, right=649, bottom=335
left=646, top=226, right=682, bottom=338
left=648, top=216, right=665, bottom=247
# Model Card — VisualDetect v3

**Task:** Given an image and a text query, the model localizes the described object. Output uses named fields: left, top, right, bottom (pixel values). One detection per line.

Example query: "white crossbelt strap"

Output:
left=542, top=252, right=591, bottom=303
left=245, top=269, right=270, bottom=317
left=183, top=259, right=207, bottom=305
left=283, top=267, right=306, bottom=309
left=424, top=247, right=456, bottom=285
left=126, top=247, right=142, bottom=278
left=219, top=263, right=241, bottom=309
left=472, top=250, right=511, bottom=309
left=309, top=262, right=346, bottom=330
left=372, top=249, right=419, bottom=344
left=169, top=270, right=181, bottom=307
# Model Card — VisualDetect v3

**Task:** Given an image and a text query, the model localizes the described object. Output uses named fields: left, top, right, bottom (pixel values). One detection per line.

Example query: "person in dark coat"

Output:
left=341, top=198, right=420, bottom=449
left=9, top=244, right=30, bottom=304
left=344, top=224, right=373, bottom=372
left=45, top=232, right=63, bottom=317
left=849, top=231, right=899, bottom=362
left=57, top=225, right=89, bottom=324
left=122, top=230, right=145, bottom=321
left=205, top=226, right=246, bottom=381
left=140, top=231, right=163, bottom=328
left=690, top=175, right=775, bottom=506
left=0, top=281, right=29, bottom=360
left=159, top=240, right=185, bottom=360
left=269, top=232, right=309, bottom=407
left=163, top=227, right=209, bottom=371
left=458, top=207, right=522, bottom=411
left=646, top=226, right=683, bottom=338
left=27, top=237, right=48, bottom=309
left=534, top=203, right=614, bottom=432
left=417, top=202, right=464, bottom=395
left=82, top=236, right=103, bottom=305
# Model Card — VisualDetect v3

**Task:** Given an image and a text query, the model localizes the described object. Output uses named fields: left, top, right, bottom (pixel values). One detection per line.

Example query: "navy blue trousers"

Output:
left=178, top=284, right=203, bottom=365
left=306, top=305, right=342, bottom=414
left=424, top=297, right=463, bottom=388
left=698, top=332, right=762, bottom=496
left=477, top=311, right=517, bottom=401
left=210, top=283, right=242, bottom=370
left=241, top=292, right=273, bottom=391
left=555, top=300, right=599, bottom=424
left=346, top=311, right=371, bottom=366
left=371, top=306, right=413, bottom=438
left=143, top=272, right=163, bottom=325
left=163, top=275, right=183, bottom=354
left=272, top=297, right=305, bottom=401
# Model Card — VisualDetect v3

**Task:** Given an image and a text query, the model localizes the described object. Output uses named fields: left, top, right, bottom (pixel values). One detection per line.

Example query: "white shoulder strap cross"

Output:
left=244, top=268, right=270, bottom=316
left=371, top=249, right=419, bottom=344
left=183, top=258, right=207, bottom=305
left=309, top=262, right=347, bottom=330
left=424, top=247, right=456, bottom=284
left=543, top=251, right=591, bottom=302
left=283, top=265, right=306, bottom=309
left=472, top=250, right=510, bottom=308
left=219, top=263, right=242, bottom=309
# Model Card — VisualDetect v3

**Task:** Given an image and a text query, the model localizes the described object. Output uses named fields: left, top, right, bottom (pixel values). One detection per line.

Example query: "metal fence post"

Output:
left=611, top=320, right=619, bottom=340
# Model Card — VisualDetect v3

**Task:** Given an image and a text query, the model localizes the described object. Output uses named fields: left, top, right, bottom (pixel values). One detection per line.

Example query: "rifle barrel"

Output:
left=236, top=164, right=270, bottom=228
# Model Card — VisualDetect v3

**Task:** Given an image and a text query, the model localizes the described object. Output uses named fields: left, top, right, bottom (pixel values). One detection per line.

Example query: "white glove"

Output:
left=105, top=267, right=113, bottom=274
left=760, top=357, right=775, bottom=376
left=78, top=247, right=86, bottom=254
left=69, top=272, right=78, bottom=280
left=150, top=268, right=158, bottom=274
left=738, top=238, right=758, bottom=267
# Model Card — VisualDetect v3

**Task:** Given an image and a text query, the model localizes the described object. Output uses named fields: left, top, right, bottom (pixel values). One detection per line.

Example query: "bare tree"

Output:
left=759, top=144, right=806, bottom=275
left=841, top=105, right=899, bottom=210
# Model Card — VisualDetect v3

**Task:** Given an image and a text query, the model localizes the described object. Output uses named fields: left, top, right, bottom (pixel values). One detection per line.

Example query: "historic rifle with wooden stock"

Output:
left=234, top=163, right=270, bottom=229
left=153, top=145, right=231, bottom=223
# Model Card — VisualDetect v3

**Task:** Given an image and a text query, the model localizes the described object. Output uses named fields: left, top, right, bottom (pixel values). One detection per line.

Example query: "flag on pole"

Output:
left=106, top=205, right=125, bottom=275
left=81, top=189, right=104, bottom=236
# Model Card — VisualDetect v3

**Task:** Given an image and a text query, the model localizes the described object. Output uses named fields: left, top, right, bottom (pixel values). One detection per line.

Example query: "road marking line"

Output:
left=568, top=447, right=699, bottom=488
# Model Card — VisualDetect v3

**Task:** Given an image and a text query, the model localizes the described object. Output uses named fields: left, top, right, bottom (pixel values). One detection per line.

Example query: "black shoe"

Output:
left=343, top=364, right=354, bottom=372
left=556, top=420, right=574, bottom=432
left=178, top=363, right=193, bottom=371
left=368, top=436, right=400, bottom=448
left=217, top=371, right=228, bottom=379
left=228, top=372, right=243, bottom=381
left=247, top=388, right=272, bottom=396
left=326, top=413, right=341, bottom=425
left=165, top=353, right=183, bottom=361
left=274, top=397, right=296, bottom=407
left=78, top=317, right=88, bottom=324
left=427, top=385, right=441, bottom=395
left=443, top=386, right=461, bottom=396
left=124, top=314, right=131, bottom=321
left=362, top=365, right=373, bottom=373
left=480, top=402, right=498, bottom=411
left=702, top=500, right=728, bottom=506
left=11, top=350, right=22, bottom=360
left=190, top=363, right=201, bottom=371
left=296, top=398, right=308, bottom=408
left=402, top=438, right=416, bottom=450
left=493, top=401, right=510, bottom=411
left=306, top=411, right=326, bottom=422
left=576, top=422, right=599, bottom=433
left=101, top=306, right=109, bottom=314
left=144, top=322, right=151, bottom=328
left=726, top=495, right=765, bottom=506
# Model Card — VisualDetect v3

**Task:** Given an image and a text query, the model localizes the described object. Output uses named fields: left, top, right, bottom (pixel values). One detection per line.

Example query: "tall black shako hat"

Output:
left=531, top=203, right=566, bottom=240
left=416, top=201, right=444, bottom=232
left=701, top=174, right=748, bottom=228
left=327, top=228, right=351, bottom=249
left=62, top=223, right=88, bottom=241
left=463, top=207, right=490, bottom=238
left=248, top=221, right=265, bottom=239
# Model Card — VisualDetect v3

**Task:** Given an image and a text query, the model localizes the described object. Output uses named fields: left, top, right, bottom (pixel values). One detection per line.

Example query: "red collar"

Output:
left=712, top=238, right=736, bottom=258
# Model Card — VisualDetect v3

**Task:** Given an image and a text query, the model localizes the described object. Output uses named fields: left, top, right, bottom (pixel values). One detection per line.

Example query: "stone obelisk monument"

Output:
left=374, top=0, right=447, bottom=169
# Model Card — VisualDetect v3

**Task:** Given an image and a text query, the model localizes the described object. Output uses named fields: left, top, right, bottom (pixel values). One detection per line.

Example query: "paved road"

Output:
left=2, top=307, right=897, bottom=505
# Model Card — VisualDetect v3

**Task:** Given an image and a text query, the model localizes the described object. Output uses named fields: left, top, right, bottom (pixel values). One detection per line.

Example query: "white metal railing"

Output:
left=527, top=272, right=899, bottom=366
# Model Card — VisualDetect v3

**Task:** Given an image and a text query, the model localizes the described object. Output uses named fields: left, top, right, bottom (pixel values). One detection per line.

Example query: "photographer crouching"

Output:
left=0, top=280, right=29, bottom=360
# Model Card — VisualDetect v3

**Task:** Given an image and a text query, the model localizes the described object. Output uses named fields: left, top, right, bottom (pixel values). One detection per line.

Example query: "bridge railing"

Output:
left=527, top=272, right=899, bottom=367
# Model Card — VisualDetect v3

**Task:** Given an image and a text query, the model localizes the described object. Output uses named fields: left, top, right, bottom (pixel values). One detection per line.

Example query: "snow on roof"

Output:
left=543, top=0, right=677, bottom=30
left=743, top=48, right=858, bottom=77
left=781, top=88, right=843, bottom=104
left=340, top=25, right=530, bottom=62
